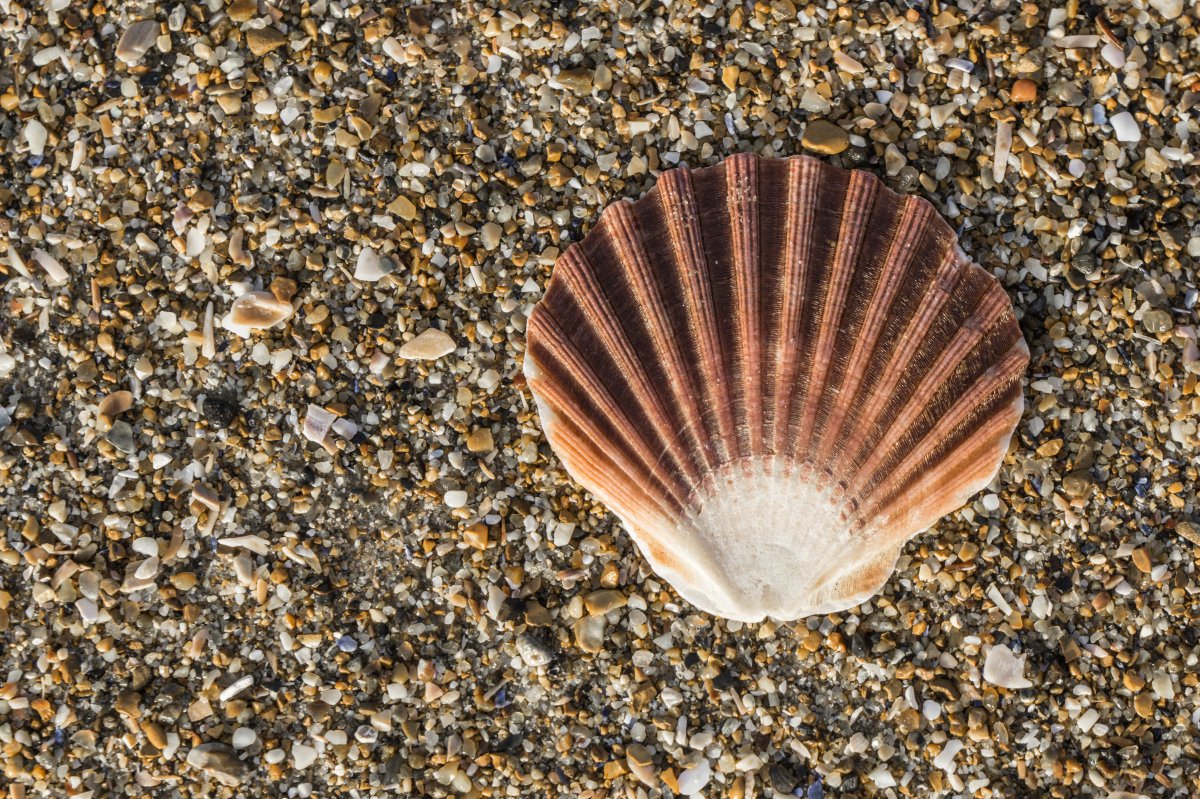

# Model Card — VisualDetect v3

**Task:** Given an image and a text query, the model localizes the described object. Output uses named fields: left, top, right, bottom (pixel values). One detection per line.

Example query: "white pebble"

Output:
left=1109, top=111, right=1141, bottom=143
left=677, top=759, right=711, bottom=796
left=218, top=675, right=254, bottom=703
left=399, top=328, right=456, bottom=360
left=982, top=645, right=1033, bottom=689
left=292, top=743, right=318, bottom=769
left=933, top=739, right=963, bottom=771
left=444, top=490, right=468, bottom=509
left=232, top=728, right=257, bottom=749
left=354, top=247, right=392, bottom=281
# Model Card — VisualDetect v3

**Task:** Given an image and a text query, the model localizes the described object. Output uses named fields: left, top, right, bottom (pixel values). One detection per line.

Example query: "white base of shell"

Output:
left=634, top=459, right=900, bottom=622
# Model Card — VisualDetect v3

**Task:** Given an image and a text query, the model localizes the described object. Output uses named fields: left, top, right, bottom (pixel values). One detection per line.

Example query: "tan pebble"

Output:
left=227, top=0, right=257, bottom=22
left=603, top=760, right=626, bottom=780
left=98, top=390, right=134, bottom=425
left=171, top=572, right=198, bottom=591
left=1035, top=439, right=1063, bottom=458
left=228, top=292, right=293, bottom=330
left=722, top=65, right=740, bottom=91
left=1176, top=521, right=1200, bottom=546
left=584, top=589, right=627, bottom=615
left=1122, top=667, right=1144, bottom=691
left=399, top=328, right=456, bottom=360
left=116, top=690, right=141, bottom=718
left=143, top=721, right=168, bottom=750
left=466, top=428, right=494, bottom=453
left=270, top=277, right=298, bottom=303
left=462, top=522, right=489, bottom=550
left=801, top=120, right=849, bottom=155
left=1134, top=693, right=1154, bottom=718
left=600, top=561, right=620, bottom=588
left=245, top=27, right=287, bottom=57
left=1011, top=79, right=1038, bottom=102
left=1131, top=548, right=1151, bottom=573
left=573, top=615, right=606, bottom=652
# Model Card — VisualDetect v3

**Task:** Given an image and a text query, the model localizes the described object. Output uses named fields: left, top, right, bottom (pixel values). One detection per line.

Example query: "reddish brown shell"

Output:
left=524, top=154, right=1029, bottom=621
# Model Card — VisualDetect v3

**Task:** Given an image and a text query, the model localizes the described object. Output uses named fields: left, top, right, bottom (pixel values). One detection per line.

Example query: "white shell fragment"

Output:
left=25, top=119, right=48, bottom=157
left=224, top=291, right=294, bottom=335
left=982, top=645, right=1033, bottom=689
left=354, top=247, right=393, bottom=281
left=116, top=20, right=161, bottom=65
left=399, top=328, right=456, bottom=360
left=31, top=248, right=68, bottom=283
left=1109, top=111, right=1141, bottom=143
left=303, top=404, right=337, bottom=443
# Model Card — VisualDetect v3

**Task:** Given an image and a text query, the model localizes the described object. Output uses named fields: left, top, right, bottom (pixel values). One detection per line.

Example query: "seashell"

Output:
left=116, top=19, right=160, bottom=66
left=225, top=291, right=294, bottom=333
left=97, top=390, right=134, bottom=425
left=524, top=154, right=1028, bottom=621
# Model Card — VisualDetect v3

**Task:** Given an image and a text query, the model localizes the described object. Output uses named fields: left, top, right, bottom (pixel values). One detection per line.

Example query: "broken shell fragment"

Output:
left=223, top=291, right=294, bottom=336
left=302, top=404, right=337, bottom=443
left=354, top=247, right=393, bottom=281
left=524, top=153, right=1029, bottom=621
left=97, top=390, right=134, bottom=426
left=31, top=248, right=68, bottom=284
left=116, top=19, right=160, bottom=66
left=982, top=645, right=1033, bottom=689
left=398, top=328, right=456, bottom=360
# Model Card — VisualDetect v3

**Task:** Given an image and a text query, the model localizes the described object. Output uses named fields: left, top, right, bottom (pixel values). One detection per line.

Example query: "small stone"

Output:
left=768, top=764, right=798, bottom=794
left=516, top=632, right=555, bottom=667
left=24, top=119, right=47, bottom=157
left=677, top=759, right=711, bottom=796
left=354, top=247, right=393, bottom=281
left=466, top=428, right=494, bottom=453
left=269, top=276, right=298, bottom=303
left=107, top=421, right=136, bottom=453
left=444, top=490, right=468, bottom=509
left=982, top=645, right=1033, bottom=689
left=1142, top=309, right=1173, bottom=334
left=1131, top=548, right=1152, bottom=573
left=291, top=743, right=318, bottom=769
left=226, top=291, right=293, bottom=332
left=116, top=20, right=159, bottom=66
left=1149, top=0, right=1183, bottom=20
left=246, top=27, right=288, bottom=57
left=1062, top=471, right=1094, bottom=498
left=187, top=743, right=249, bottom=785
left=98, top=390, right=134, bottom=425
left=201, top=395, right=239, bottom=427
left=1109, top=111, right=1141, bottom=143
left=143, top=721, right=168, bottom=750
left=801, top=120, right=849, bottom=155
left=227, top=0, right=257, bottom=22
left=116, top=690, right=141, bottom=718
left=463, top=522, right=489, bottom=549
left=573, top=615, right=607, bottom=653
left=480, top=222, right=502, bottom=250
left=1133, top=693, right=1154, bottom=718
left=399, top=328, right=456, bottom=360
left=626, top=743, right=655, bottom=787
left=232, top=727, right=257, bottom=749
left=1175, top=521, right=1200, bottom=547
left=303, top=404, right=337, bottom=444
left=584, top=590, right=627, bottom=615
left=932, top=740, right=963, bottom=771
left=1010, top=79, right=1038, bottom=102
left=556, top=67, right=593, bottom=94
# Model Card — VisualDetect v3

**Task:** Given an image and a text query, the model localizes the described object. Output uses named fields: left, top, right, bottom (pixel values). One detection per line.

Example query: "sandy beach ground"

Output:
left=1, top=1, right=1199, bottom=796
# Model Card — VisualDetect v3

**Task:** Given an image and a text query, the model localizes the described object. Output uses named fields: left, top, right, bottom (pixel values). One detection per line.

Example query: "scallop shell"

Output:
left=524, top=154, right=1029, bottom=622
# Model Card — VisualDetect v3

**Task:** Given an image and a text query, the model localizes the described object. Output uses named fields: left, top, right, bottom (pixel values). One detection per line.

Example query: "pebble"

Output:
left=1149, top=0, right=1184, bottom=19
left=626, top=743, right=656, bottom=787
left=516, top=632, right=555, bottom=667
left=186, top=744, right=249, bottom=785
left=677, top=759, right=711, bottom=795
left=398, top=328, right=456, bottom=360
left=232, top=728, right=257, bottom=749
left=292, top=743, right=318, bottom=769
left=1109, top=111, right=1141, bottom=143
left=584, top=589, right=627, bottom=615
left=466, top=428, right=494, bottom=453
left=354, top=247, right=392, bottom=281
left=800, top=120, right=849, bottom=155
left=444, top=490, right=468, bottom=508
left=573, top=615, right=607, bottom=653
left=106, top=421, right=136, bottom=453
left=246, top=27, right=288, bottom=57
left=24, top=120, right=47, bottom=156
left=226, top=291, right=294, bottom=331
left=116, top=20, right=160, bottom=66
left=982, top=645, right=1033, bottom=689
left=1010, top=79, right=1038, bottom=103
